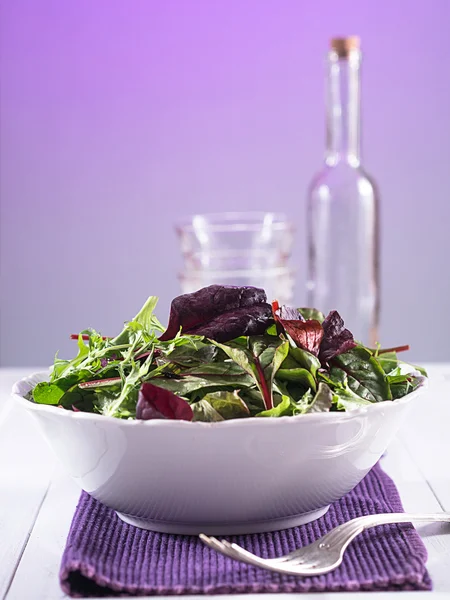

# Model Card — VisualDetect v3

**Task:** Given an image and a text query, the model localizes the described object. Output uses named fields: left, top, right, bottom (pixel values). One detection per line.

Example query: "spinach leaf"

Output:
left=165, top=343, right=218, bottom=367
left=240, top=388, right=266, bottom=415
left=59, top=388, right=95, bottom=412
left=213, top=337, right=289, bottom=410
left=289, top=347, right=321, bottom=378
left=298, top=308, right=325, bottom=323
left=33, top=381, right=71, bottom=405
left=34, top=368, right=94, bottom=405
left=276, top=367, right=316, bottom=392
left=386, top=368, right=425, bottom=399
left=149, top=374, right=249, bottom=397
left=333, top=346, right=391, bottom=401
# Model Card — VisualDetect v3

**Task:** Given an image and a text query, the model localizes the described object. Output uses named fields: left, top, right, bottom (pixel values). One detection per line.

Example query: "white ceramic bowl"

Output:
left=12, top=371, right=426, bottom=535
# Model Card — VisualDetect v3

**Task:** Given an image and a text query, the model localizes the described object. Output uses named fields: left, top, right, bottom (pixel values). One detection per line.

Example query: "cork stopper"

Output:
left=330, top=36, right=360, bottom=57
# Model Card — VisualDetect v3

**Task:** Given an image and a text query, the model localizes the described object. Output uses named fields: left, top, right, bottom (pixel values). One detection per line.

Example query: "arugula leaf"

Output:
left=377, top=352, right=399, bottom=374
left=112, top=296, right=160, bottom=345
left=213, top=337, right=289, bottom=410
left=50, top=334, right=96, bottom=382
left=333, top=346, right=391, bottom=401
left=102, top=355, right=154, bottom=417
left=134, top=296, right=160, bottom=331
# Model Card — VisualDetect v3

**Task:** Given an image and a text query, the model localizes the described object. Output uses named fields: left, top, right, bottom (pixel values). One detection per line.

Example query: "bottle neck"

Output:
left=325, top=49, right=361, bottom=167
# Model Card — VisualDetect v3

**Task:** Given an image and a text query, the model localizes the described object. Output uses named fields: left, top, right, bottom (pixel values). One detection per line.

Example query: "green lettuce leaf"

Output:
left=256, top=395, right=293, bottom=417
left=305, top=382, right=333, bottom=413
left=192, top=399, right=224, bottom=422
left=202, top=390, right=250, bottom=419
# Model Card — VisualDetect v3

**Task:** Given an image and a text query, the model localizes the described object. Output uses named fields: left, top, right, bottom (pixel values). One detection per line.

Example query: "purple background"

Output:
left=1, top=0, right=449, bottom=366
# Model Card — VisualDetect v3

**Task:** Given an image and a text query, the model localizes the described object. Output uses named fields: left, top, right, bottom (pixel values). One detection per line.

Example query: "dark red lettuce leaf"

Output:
left=159, top=285, right=273, bottom=343
left=187, top=304, right=273, bottom=342
left=279, top=319, right=324, bottom=356
left=272, top=301, right=323, bottom=355
left=136, top=383, right=193, bottom=421
left=319, top=310, right=356, bottom=363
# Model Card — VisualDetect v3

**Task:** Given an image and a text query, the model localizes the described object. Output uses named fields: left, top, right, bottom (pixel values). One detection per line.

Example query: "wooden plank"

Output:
left=399, top=364, right=450, bottom=512
left=6, top=465, right=79, bottom=600
left=0, top=401, right=54, bottom=599
left=382, top=439, right=450, bottom=592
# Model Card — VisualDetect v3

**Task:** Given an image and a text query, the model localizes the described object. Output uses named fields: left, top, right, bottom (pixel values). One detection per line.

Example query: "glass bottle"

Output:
left=307, top=37, right=380, bottom=346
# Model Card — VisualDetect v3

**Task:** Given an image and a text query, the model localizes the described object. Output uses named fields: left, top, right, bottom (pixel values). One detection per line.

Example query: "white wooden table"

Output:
left=1, top=365, right=449, bottom=600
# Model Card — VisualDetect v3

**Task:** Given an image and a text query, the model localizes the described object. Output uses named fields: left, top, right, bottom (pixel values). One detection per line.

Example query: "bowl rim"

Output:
left=11, top=370, right=427, bottom=429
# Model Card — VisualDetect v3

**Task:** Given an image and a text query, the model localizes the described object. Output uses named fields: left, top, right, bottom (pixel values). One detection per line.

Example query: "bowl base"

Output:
left=116, top=505, right=330, bottom=535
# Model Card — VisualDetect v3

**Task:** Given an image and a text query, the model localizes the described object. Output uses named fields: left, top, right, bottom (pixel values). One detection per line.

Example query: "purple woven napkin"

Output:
left=60, top=463, right=431, bottom=597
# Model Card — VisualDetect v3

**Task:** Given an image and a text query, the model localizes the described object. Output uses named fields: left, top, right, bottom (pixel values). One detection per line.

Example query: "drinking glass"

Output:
left=176, top=212, right=295, bottom=304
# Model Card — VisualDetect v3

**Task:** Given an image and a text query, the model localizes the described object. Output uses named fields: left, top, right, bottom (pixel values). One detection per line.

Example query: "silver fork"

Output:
left=200, top=512, right=450, bottom=576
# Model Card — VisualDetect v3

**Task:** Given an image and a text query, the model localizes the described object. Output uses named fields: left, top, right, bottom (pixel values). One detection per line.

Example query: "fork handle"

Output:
left=361, top=512, right=450, bottom=528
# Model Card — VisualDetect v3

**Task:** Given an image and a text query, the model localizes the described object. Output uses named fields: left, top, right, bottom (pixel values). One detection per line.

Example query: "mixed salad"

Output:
left=30, top=285, right=426, bottom=421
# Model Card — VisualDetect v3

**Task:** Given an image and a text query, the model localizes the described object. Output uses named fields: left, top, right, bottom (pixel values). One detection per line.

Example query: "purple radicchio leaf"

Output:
left=319, top=310, right=356, bottom=363
left=159, top=285, right=273, bottom=343
left=136, top=383, right=193, bottom=421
